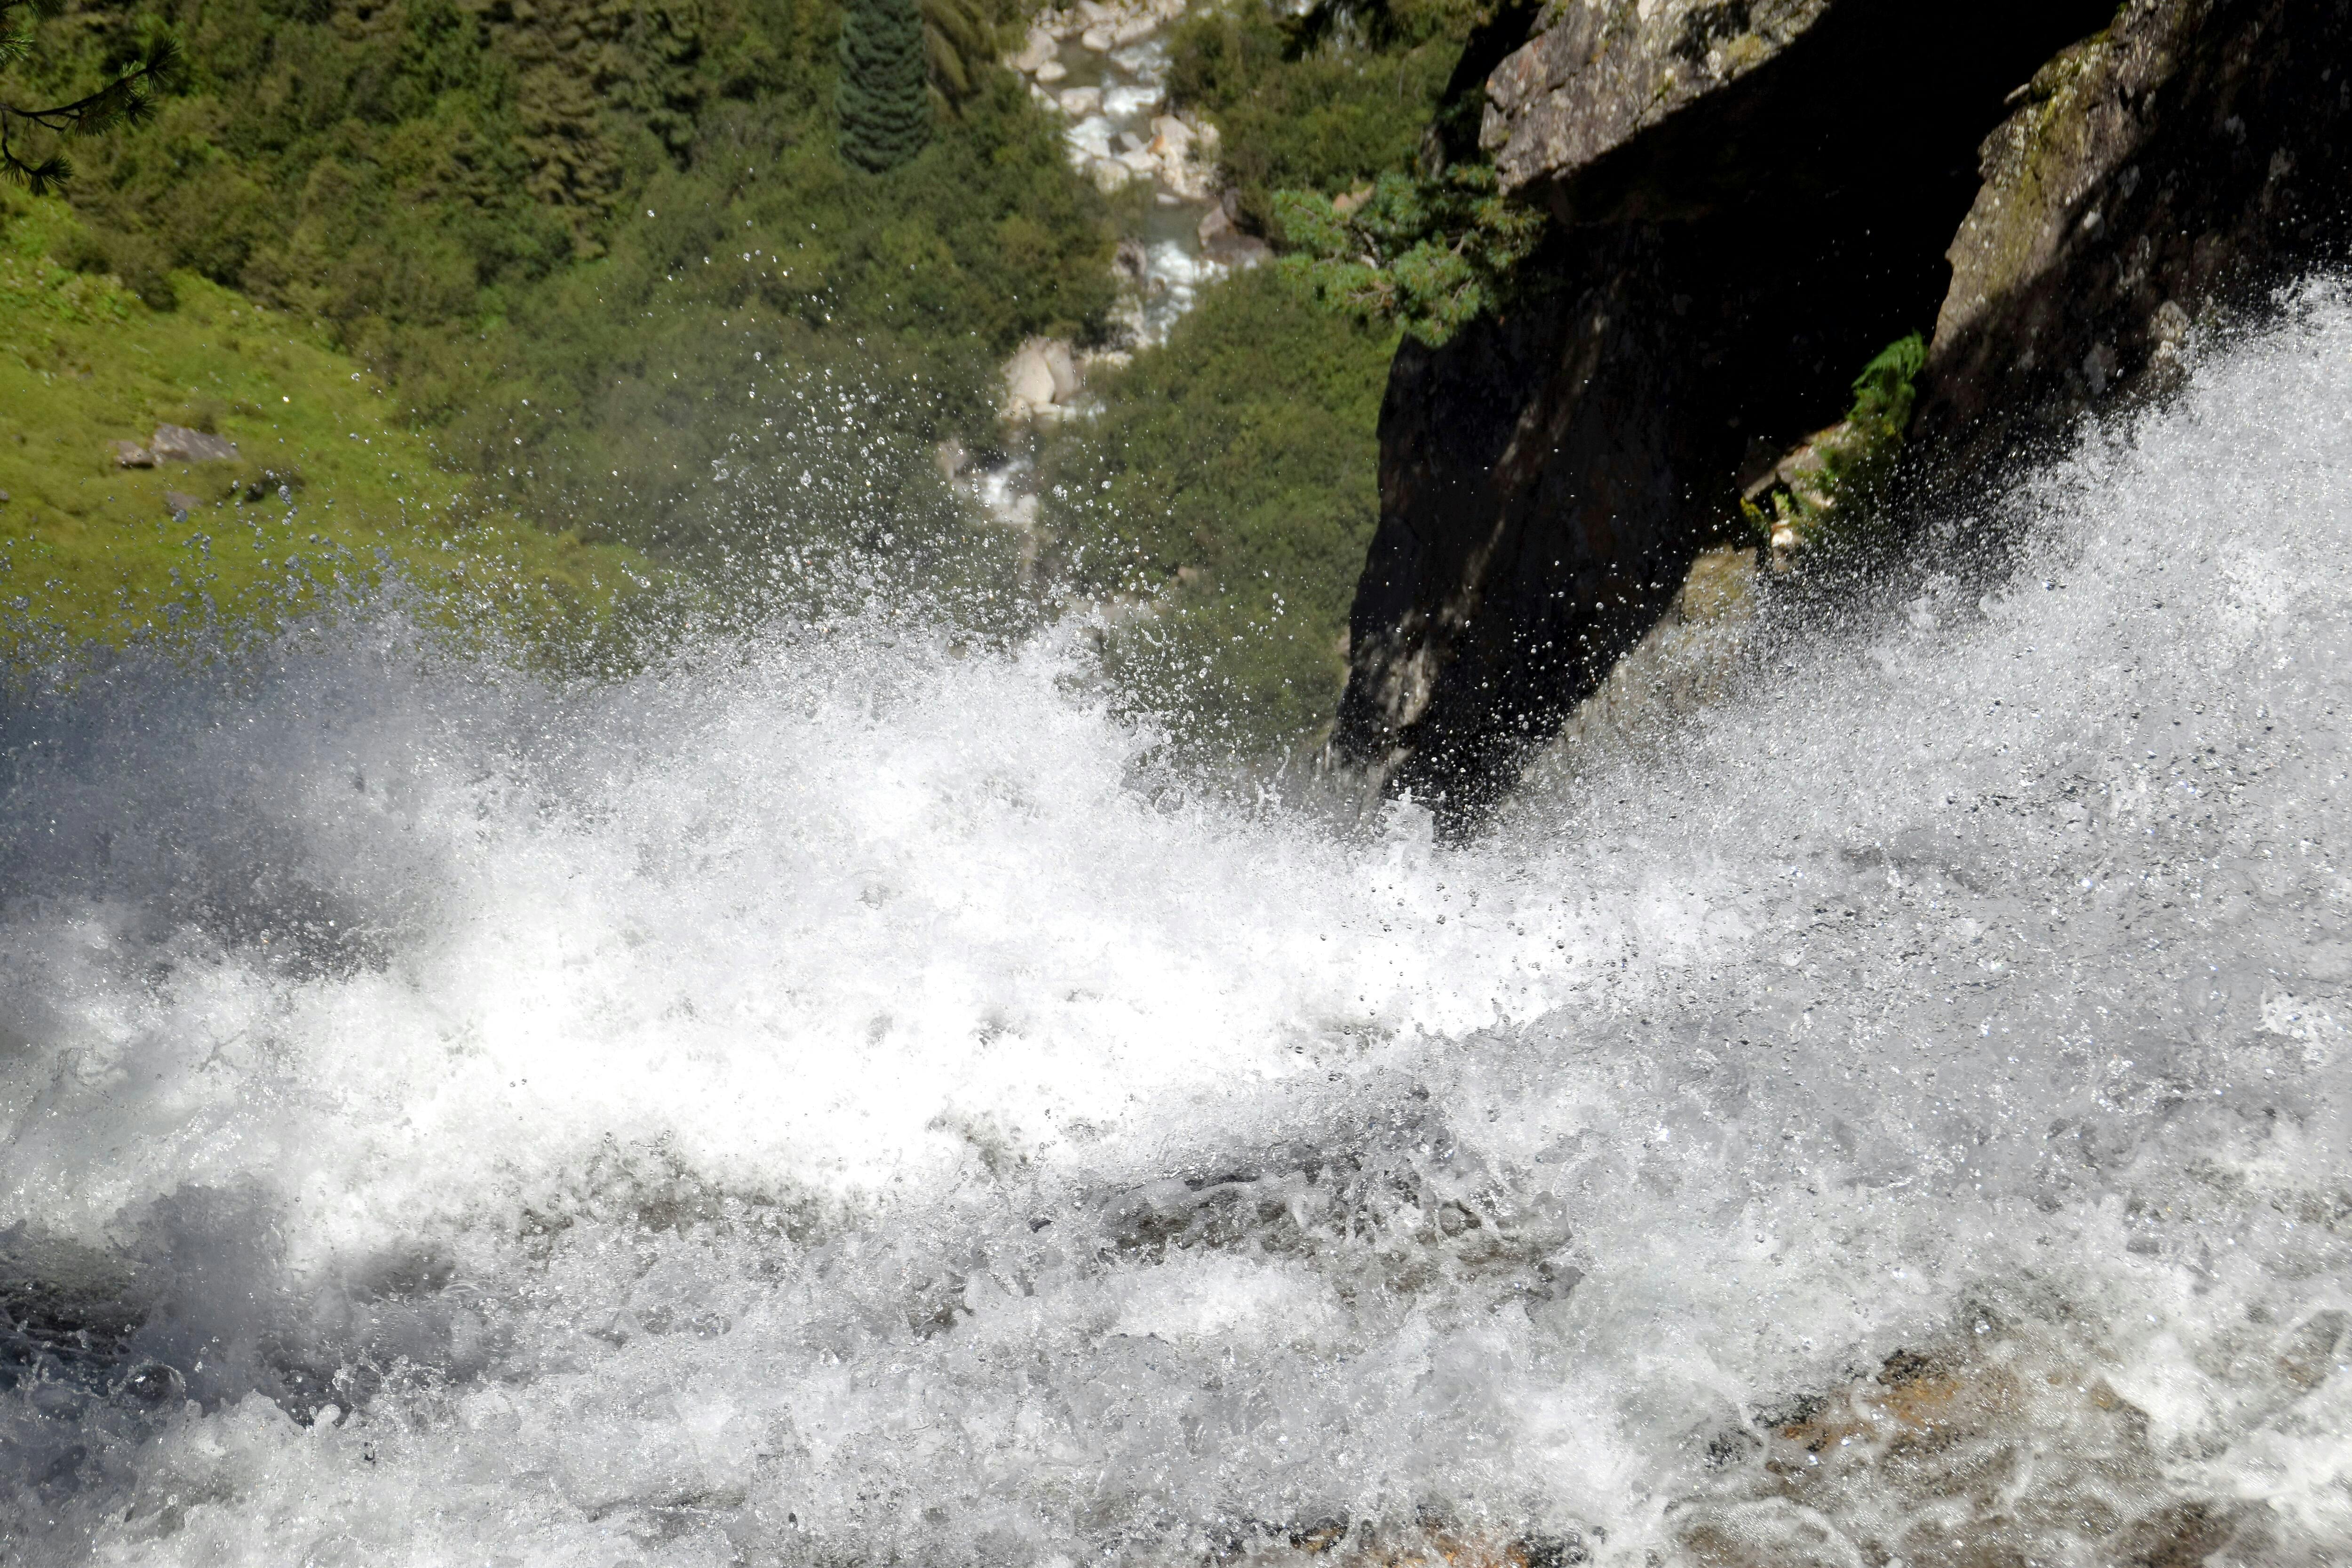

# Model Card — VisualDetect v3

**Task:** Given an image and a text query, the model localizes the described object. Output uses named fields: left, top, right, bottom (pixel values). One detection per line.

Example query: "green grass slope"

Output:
left=0, top=197, right=652, bottom=649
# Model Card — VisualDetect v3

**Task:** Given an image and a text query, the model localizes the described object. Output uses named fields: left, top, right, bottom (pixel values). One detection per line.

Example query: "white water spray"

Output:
left=4, top=284, right=2351, bottom=1567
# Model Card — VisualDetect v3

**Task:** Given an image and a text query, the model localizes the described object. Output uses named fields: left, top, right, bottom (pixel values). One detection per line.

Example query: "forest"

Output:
left=3, top=0, right=1487, bottom=756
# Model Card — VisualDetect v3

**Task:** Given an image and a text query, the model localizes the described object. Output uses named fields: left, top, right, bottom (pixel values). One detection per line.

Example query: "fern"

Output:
left=1750, top=333, right=1928, bottom=561
left=921, top=0, right=999, bottom=106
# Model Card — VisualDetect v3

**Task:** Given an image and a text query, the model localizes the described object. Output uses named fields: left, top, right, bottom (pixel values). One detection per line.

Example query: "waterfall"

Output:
left=5, top=280, right=2350, bottom=1566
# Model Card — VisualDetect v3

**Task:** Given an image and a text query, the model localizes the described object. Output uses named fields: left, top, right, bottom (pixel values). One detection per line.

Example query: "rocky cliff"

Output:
left=1334, top=0, right=2352, bottom=826
left=1915, top=0, right=2352, bottom=482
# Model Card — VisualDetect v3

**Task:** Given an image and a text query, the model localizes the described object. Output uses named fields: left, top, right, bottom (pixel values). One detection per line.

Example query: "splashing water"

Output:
left=5, top=284, right=2352, bottom=1567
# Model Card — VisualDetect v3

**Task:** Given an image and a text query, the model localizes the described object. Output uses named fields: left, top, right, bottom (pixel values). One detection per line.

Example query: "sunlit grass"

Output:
left=0, top=199, right=659, bottom=655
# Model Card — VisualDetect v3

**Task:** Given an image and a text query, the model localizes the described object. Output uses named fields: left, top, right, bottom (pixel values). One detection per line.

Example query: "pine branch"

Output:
left=0, top=34, right=182, bottom=192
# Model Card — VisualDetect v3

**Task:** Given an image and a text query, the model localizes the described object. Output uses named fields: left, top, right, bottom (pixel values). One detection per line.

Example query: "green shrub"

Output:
left=1038, top=266, right=1399, bottom=759
left=1271, top=161, right=1542, bottom=345
left=1166, top=0, right=1471, bottom=227
left=1743, top=333, right=1928, bottom=556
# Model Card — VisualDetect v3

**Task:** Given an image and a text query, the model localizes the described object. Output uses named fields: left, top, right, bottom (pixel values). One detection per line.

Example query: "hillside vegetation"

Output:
left=2, top=0, right=1510, bottom=761
left=4, top=0, right=1112, bottom=571
left=0, top=191, right=652, bottom=651
left=1167, top=0, right=1478, bottom=229
left=1040, top=265, right=1396, bottom=759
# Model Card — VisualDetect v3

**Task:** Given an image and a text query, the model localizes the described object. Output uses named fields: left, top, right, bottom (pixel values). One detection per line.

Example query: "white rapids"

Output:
left=4, top=283, right=2352, bottom=1566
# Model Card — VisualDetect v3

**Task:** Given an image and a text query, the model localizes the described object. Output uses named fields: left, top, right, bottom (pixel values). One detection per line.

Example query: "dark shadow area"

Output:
left=1332, top=0, right=2120, bottom=829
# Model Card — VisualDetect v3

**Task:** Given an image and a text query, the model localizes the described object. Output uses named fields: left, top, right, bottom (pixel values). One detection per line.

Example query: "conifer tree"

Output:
left=919, top=0, right=993, bottom=106
left=0, top=0, right=179, bottom=194
left=836, top=0, right=930, bottom=174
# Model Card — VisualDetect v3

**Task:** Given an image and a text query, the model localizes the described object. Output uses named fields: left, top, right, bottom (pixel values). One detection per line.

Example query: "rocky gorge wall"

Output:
left=1915, top=0, right=2352, bottom=484
left=1333, top=0, right=2352, bottom=825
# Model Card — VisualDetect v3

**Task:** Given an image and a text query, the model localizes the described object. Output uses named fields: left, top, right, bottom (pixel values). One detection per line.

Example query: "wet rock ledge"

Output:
left=1333, top=0, right=2352, bottom=825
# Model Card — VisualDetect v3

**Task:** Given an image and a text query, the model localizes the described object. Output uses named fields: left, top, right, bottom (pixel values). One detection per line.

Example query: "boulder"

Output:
left=1057, top=85, right=1103, bottom=116
left=150, top=424, right=240, bottom=464
left=1089, top=157, right=1133, bottom=193
left=1911, top=0, right=2352, bottom=486
left=1212, top=234, right=1271, bottom=270
left=111, top=440, right=155, bottom=469
left=1034, top=58, right=1069, bottom=84
left=1039, top=338, right=1082, bottom=403
left=1333, top=0, right=2134, bottom=825
left=1481, top=0, right=1832, bottom=199
left=1002, top=338, right=1083, bottom=422
left=1153, top=118, right=1216, bottom=201
left=1009, top=28, right=1058, bottom=73
left=1004, top=341, right=1058, bottom=417
left=1080, top=25, right=1115, bottom=51
left=1197, top=193, right=1270, bottom=266
left=1147, top=115, right=1193, bottom=159
left=163, top=491, right=201, bottom=520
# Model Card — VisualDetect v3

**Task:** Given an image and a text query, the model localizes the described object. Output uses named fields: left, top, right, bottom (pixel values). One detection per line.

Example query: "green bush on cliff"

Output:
left=1744, top=332, right=1927, bottom=557
left=1039, top=265, right=1398, bottom=758
left=1270, top=162, right=1543, bottom=344
left=1171, top=0, right=1545, bottom=345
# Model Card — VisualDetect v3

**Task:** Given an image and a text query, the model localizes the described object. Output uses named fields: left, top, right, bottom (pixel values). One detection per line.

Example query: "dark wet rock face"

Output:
left=1336, top=0, right=2114, bottom=821
left=1338, top=230, right=1710, bottom=812
left=1914, top=0, right=2352, bottom=483
left=1335, top=0, right=2348, bottom=824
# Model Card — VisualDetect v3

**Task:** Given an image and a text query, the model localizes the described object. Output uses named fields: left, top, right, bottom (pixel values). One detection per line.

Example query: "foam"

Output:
left=4, top=282, right=2352, bottom=1565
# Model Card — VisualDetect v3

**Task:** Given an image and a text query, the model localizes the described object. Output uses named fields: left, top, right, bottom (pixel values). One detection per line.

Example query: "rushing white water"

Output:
left=5, top=284, right=2352, bottom=1567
